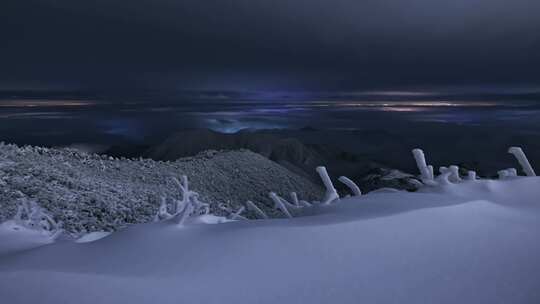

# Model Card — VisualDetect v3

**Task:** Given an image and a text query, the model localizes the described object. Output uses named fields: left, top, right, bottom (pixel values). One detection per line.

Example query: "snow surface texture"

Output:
left=1, top=176, right=539, bottom=304
left=0, top=146, right=539, bottom=303
left=0, top=143, right=323, bottom=235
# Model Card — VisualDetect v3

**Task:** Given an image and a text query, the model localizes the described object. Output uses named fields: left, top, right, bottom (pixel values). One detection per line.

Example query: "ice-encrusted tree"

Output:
left=253, top=166, right=364, bottom=219
left=411, top=146, right=537, bottom=187
left=12, top=199, right=63, bottom=240
left=244, top=201, right=269, bottom=219
left=412, top=148, right=434, bottom=183
left=154, top=175, right=210, bottom=225
left=508, top=147, right=536, bottom=176
left=338, top=176, right=362, bottom=197
left=316, top=166, right=339, bottom=204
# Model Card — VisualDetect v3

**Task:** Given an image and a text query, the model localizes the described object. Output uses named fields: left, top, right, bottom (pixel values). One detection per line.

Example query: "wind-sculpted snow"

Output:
left=1, top=143, right=540, bottom=303
left=0, top=142, right=323, bottom=236
left=1, top=177, right=539, bottom=304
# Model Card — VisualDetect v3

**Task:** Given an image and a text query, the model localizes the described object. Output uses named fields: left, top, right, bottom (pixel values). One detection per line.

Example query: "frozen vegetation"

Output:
left=0, top=143, right=539, bottom=304
left=0, top=142, right=322, bottom=236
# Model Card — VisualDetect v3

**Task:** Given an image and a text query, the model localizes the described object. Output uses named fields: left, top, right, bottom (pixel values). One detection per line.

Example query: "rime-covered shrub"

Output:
left=0, top=143, right=323, bottom=235
left=11, top=198, right=63, bottom=240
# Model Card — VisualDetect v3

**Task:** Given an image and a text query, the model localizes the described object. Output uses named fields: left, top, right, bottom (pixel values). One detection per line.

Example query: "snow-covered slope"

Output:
left=1, top=177, right=539, bottom=304
left=0, top=143, right=323, bottom=235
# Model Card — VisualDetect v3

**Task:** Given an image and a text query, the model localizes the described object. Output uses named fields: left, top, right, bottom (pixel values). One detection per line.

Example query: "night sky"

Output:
left=2, top=0, right=540, bottom=92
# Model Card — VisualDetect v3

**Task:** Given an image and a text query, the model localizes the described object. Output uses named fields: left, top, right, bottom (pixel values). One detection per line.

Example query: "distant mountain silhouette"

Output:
left=144, top=129, right=325, bottom=180
left=142, top=129, right=414, bottom=192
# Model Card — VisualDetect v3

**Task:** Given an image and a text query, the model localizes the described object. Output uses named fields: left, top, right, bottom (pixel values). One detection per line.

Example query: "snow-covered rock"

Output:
left=361, top=167, right=422, bottom=192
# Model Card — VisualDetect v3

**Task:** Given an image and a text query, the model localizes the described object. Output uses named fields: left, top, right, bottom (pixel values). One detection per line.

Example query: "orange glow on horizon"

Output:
left=0, top=100, right=96, bottom=107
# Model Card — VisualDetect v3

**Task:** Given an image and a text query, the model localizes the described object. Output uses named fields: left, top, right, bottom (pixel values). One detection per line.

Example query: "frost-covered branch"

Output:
left=466, top=171, right=477, bottom=181
left=154, top=196, right=174, bottom=221
left=229, top=206, right=247, bottom=220
left=175, top=202, right=194, bottom=226
left=154, top=176, right=210, bottom=225
left=290, top=192, right=299, bottom=207
left=290, top=191, right=312, bottom=207
left=498, top=168, right=518, bottom=180
left=316, top=166, right=339, bottom=204
left=13, top=199, right=63, bottom=240
left=435, top=171, right=452, bottom=186
left=218, top=204, right=248, bottom=220
left=427, top=165, right=434, bottom=181
left=507, top=168, right=518, bottom=177
left=412, top=148, right=434, bottom=182
left=244, top=200, right=269, bottom=219
left=448, top=165, right=461, bottom=183
left=269, top=192, right=293, bottom=218
left=338, top=176, right=362, bottom=196
left=508, top=147, right=536, bottom=176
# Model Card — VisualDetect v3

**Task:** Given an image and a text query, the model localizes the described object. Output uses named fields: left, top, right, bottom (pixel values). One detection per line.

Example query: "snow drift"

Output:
left=0, top=146, right=539, bottom=304
left=1, top=176, right=540, bottom=304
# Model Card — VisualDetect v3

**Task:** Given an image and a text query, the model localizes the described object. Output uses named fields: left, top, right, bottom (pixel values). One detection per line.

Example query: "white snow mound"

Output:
left=1, top=177, right=539, bottom=304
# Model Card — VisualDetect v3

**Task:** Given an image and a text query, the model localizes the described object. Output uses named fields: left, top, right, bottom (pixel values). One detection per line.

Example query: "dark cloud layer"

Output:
left=2, top=0, right=540, bottom=91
